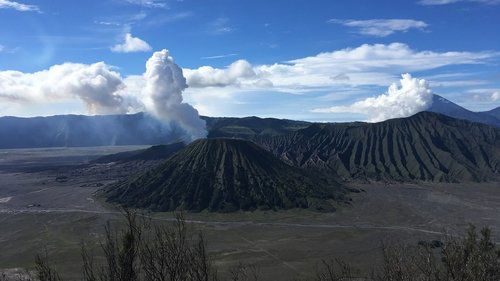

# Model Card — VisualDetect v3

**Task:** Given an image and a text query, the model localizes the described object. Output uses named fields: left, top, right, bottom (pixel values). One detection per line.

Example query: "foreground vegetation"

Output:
left=2, top=211, right=500, bottom=281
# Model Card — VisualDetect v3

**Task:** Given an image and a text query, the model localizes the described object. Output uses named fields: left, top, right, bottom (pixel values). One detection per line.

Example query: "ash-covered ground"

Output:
left=0, top=146, right=499, bottom=281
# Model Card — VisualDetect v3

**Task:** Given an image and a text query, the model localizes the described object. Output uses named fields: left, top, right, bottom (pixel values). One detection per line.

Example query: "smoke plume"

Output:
left=313, top=73, right=434, bottom=122
left=142, top=49, right=207, bottom=140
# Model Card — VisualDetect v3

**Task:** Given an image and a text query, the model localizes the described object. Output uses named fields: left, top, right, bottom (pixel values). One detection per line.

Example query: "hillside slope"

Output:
left=106, top=138, right=347, bottom=212
left=92, top=142, right=185, bottom=163
left=203, top=116, right=310, bottom=139
left=258, top=112, right=499, bottom=182
left=0, top=113, right=309, bottom=148
left=483, top=107, right=500, bottom=120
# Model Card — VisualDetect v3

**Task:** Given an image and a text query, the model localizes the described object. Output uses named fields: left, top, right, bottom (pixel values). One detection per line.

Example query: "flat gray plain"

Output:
left=0, top=146, right=499, bottom=280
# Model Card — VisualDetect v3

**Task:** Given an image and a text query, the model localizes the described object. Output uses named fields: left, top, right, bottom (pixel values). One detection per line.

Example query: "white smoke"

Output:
left=0, top=62, right=126, bottom=114
left=313, top=73, right=433, bottom=122
left=142, top=49, right=207, bottom=140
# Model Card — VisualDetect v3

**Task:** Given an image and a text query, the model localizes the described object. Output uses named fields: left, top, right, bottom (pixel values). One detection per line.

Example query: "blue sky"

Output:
left=0, top=0, right=499, bottom=121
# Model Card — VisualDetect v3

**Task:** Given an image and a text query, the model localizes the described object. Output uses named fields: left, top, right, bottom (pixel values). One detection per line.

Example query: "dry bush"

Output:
left=79, top=210, right=217, bottom=281
left=312, top=225, right=500, bottom=281
left=228, top=263, right=261, bottom=281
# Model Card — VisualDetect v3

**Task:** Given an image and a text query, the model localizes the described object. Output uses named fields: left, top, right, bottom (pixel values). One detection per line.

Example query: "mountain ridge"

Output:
left=428, top=94, right=500, bottom=127
left=257, top=111, right=499, bottom=182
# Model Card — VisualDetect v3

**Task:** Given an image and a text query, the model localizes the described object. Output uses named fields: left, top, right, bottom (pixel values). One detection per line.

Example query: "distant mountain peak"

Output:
left=427, top=94, right=500, bottom=127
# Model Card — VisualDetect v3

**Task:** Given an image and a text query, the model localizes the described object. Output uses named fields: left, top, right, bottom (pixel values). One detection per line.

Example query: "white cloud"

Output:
left=418, top=0, right=500, bottom=5
left=0, top=0, right=39, bottom=12
left=328, top=19, right=428, bottom=37
left=0, top=50, right=206, bottom=140
left=467, top=88, right=500, bottom=102
left=0, top=44, right=4, bottom=52
left=312, top=74, right=434, bottom=122
left=0, top=62, right=126, bottom=114
left=1, top=43, right=498, bottom=122
left=492, top=92, right=500, bottom=101
left=111, top=33, right=152, bottom=53
left=183, top=43, right=497, bottom=93
left=201, top=53, right=238, bottom=59
left=209, top=17, right=234, bottom=35
left=123, top=0, right=167, bottom=8
left=184, top=60, right=256, bottom=88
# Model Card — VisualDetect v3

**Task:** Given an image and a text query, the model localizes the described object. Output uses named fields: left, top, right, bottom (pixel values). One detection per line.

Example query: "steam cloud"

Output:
left=142, top=49, right=207, bottom=140
left=0, top=50, right=207, bottom=142
left=313, top=74, right=434, bottom=122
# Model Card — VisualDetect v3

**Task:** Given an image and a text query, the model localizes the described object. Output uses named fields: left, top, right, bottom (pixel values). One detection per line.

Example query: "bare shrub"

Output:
left=79, top=210, right=217, bottom=281
left=313, top=259, right=358, bottom=281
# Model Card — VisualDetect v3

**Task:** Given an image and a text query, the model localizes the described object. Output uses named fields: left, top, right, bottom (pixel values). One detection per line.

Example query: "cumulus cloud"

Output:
left=142, top=49, right=207, bottom=140
left=0, top=62, right=126, bottom=114
left=111, top=33, right=152, bottom=53
left=0, top=0, right=39, bottom=12
left=184, top=60, right=256, bottom=88
left=312, top=74, right=434, bottom=122
left=328, top=19, right=428, bottom=37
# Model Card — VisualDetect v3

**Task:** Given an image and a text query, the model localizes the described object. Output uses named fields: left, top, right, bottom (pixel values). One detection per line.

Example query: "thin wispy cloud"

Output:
left=0, top=0, right=39, bottom=12
left=418, top=0, right=500, bottom=5
left=143, top=11, right=193, bottom=27
left=328, top=19, right=428, bottom=37
left=201, top=53, right=238, bottom=59
left=467, top=88, right=500, bottom=101
left=209, top=17, right=235, bottom=35
left=122, top=0, right=167, bottom=8
left=111, top=33, right=152, bottom=53
left=95, top=21, right=122, bottom=26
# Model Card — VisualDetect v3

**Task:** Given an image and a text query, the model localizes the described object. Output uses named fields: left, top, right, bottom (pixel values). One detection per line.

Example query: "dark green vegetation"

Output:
left=258, top=112, right=500, bottom=182
left=202, top=116, right=310, bottom=139
left=106, top=138, right=347, bottom=212
left=5, top=212, right=500, bottom=281
left=92, top=142, right=184, bottom=164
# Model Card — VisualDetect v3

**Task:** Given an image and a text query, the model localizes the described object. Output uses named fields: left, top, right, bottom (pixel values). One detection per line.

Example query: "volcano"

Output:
left=105, top=138, right=347, bottom=212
